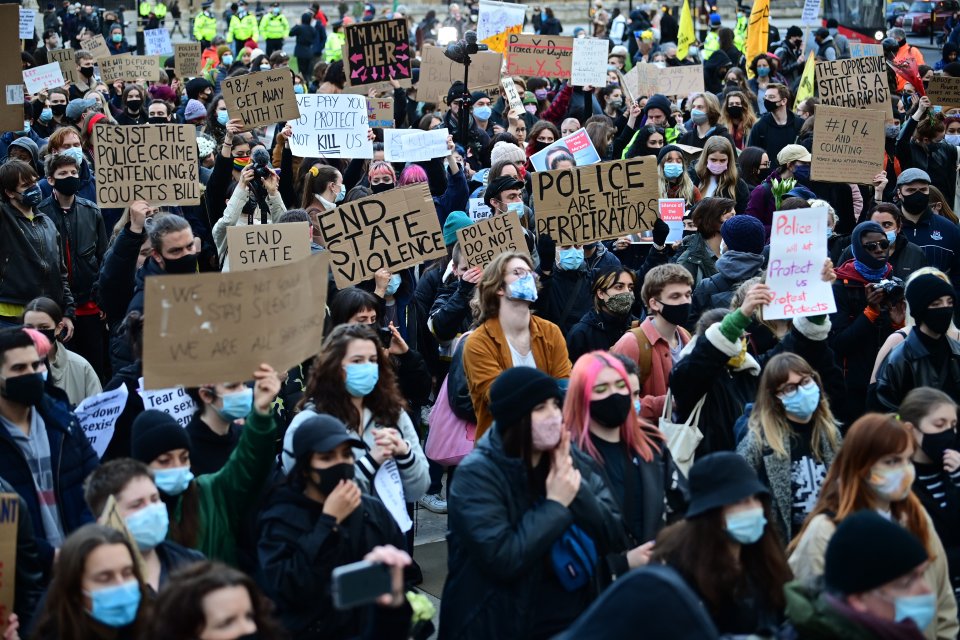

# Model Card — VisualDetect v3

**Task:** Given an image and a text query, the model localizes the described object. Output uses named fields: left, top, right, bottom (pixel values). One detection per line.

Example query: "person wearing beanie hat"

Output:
left=650, top=452, right=791, bottom=636
left=441, top=365, right=626, bottom=639
left=442, top=210, right=472, bottom=247
left=483, top=174, right=525, bottom=212
left=894, top=165, right=960, bottom=288
left=185, top=77, right=214, bottom=103
left=490, top=141, right=526, bottom=168
left=130, top=363, right=282, bottom=566
left=183, top=99, right=207, bottom=124
left=689, top=215, right=764, bottom=319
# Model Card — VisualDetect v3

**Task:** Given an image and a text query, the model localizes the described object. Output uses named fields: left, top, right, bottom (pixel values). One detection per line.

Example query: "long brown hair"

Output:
left=694, top=136, right=740, bottom=200
left=165, top=482, right=202, bottom=549
left=300, top=323, right=406, bottom=430
left=471, top=251, right=534, bottom=325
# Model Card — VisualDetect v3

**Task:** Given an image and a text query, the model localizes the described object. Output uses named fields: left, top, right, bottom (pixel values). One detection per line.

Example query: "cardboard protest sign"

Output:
left=289, top=93, right=371, bottom=158
left=533, top=156, right=660, bottom=245
left=501, top=77, right=524, bottom=115
left=23, top=62, right=65, bottom=94
left=469, top=197, right=492, bottom=221
left=815, top=56, right=890, bottom=111
left=765, top=207, right=836, bottom=320
left=174, top=42, right=202, bottom=76
left=811, top=105, right=884, bottom=185
left=927, top=75, right=960, bottom=108
left=366, top=96, right=394, bottom=127
left=226, top=222, right=311, bottom=272
left=75, top=386, right=128, bottom=458
left=343, top=18, right=411, bottom=87
left=572, top=37, right=609, bottom=87
left=457, top=214, right=528, bottom=268
left=623, top=63, right=659, bottom=101
left=19, top=8, right=36, bottom=39
left=849, top=42, right=883, bottom=58
left=0, top=493, right=17, bottom=635
left=93, top=124, right=200, bottom=206
left=144, top=27, right=173, bottom=55
left=80, top=34, right=112, bottom=60
left=477, top=0, right=526, bottom=53
left=384, top=127, right=449, bottom=162
left=99, top=55, right=162, bottom=82
left=317, top=183, right=445, bottom=287
left=800, top=0, right=820, bottom=25
left=657, top=65, right=705, bottom=98
left=142, top=252, right=330, bottom=389
left=0, top=6, right=22, bottom=133
left=137, top=377, right=197, bottom=426
left=506, top=34, right=574, bottom=79
left=658, top=199, right=685, bottom=243
left=417, top=45, right=502, bottom=102
left=530, top=128, right=601, bottom=172
left=50, top=48, right=79, bottom=85
left=222, top=68, right=300, bottom=131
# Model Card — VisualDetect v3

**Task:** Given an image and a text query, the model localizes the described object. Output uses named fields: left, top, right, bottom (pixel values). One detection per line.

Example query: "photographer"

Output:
left=442, top=81, right=490, bottom=172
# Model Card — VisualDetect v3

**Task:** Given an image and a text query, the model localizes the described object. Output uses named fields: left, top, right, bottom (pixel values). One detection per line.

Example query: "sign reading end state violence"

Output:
left=226, top=222, right=311, bottom=272
left=765, top=207, right=837, bottom=320
left=811, top=104, right=884, bottom=185
left=457, top=214, right=528, bottom=268
left=223, top=67, right=300, bottom=131
left=533, top=157, right=660, bottom=244
left=318, top=182, right=446, bottom=288
left=143, top=252, right=330, bottom=389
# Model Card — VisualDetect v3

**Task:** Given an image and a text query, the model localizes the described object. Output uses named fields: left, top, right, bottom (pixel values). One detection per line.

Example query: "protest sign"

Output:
left=800, top=0, right=820, bottom=25
left=533, top=156, right=660, bottom=244
left=343, top=18, right=411, bottom=87
left=317, top=183, right=445, bottom=287
left=174, top=42, right=202, bottom=76
left=811, top=104, right=884, bottom=185
left=623, top=63, right=658, bottom=101
left=506, top=34, right=574, bottom=79
left=927, top=75, right=960, bottom=108
left=23, top=62, right=65, bottom=94
left=99, top=55, right=162, bottom=82
left=815, top=56, right=890, bottom=111
left=19, top=8, right=36, bottom=38
left=658, top=199, right=685, bottom=243
left=417, top=45, right=502, bottom=102
left=144, top=27, right=173, bottom=55
left=657, top=65, right=705, bottom=98
left=530, top=128, right=601, bottom=172
left=572, top=37, right=609, bottom=87
left=501, top=77, right=524, bottom=115
left=477, top=0, right=526, bottom=53
left=137, top=377, right=197, bottom=426
left=375, top=460, right=413, bottom=532
left=226, top=222, right=311, bottom=272
left=289, top=93, right=371, bottom=159
left=80, top=34, right=112, bottom=60
left=93, top=124, right=200, bottom=206
left=366, top=96, right=394, bottom=127
left=222, top=68, right=300, bottom=131
left=469, top=197, right=492, bottom=221
left=0, top=6, right=21, bottom=133
left=849, top=42, right=883, bottom=58
left=0, top=493, right=17, bottom=635
left=142, top=252, right=330, bottom=389
left=50, top=48, right=79, bottom=85
left=75, top=386, right=128, bottom=458
left=457, top=214, right=528, bottom=268
left=384, top=127, right=449, bottom=162
left=765, top=207, right=836, bottom=320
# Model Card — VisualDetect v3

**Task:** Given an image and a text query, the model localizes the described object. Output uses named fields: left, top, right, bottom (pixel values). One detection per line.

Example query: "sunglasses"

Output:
left=863, top=239, right=890, bottom=252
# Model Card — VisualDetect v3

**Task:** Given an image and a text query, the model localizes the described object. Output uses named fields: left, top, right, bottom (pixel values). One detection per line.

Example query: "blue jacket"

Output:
left=0, top=130, right=48, bottom=165
left=900, top=207, right=960, bottom=292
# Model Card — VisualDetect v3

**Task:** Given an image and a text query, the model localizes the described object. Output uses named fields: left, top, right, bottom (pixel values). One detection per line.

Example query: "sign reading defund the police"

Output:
left=318, top=182, right=446, bottom=288
left=815, top=56, right=890, bottom=111
left=532, top=156, right=660, bottom=244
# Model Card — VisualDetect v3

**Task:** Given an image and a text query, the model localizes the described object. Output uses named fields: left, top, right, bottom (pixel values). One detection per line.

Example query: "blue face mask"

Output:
left=111, top=32, right=123, bottom=43
left=506, top=201, right=525, bottom=217
left=690, top=108, right=708, bottom=124
left=222, top=54, right=234, bottom=66
left=86, top=580, right=141, bottom=627
left=154, top=466, right=194, bottom=496
left=887, top=124, right=902, bottom=139
left=506, top=272, right=538, bottom=303
left=780, top=380, right=820, bottom=422
left=757, top=66, right=770, bottom=77
left=663, top=162, right=684, bottom=179
left=294, top=84, right=305, bottom=94
left=826, top=226, right=833, bottom=238
left=385, top=274, right=401, bottom=296
left=946, top=134, right=960, bottom=146
left=216, top=110, right=229, bottom=125
left=335, top=183, right=345, bottom=202
left=557, top=247, right=584, bottom=270
left=895, top=593, right=937, bottom=631
left=473, top=105, right=492, bottom=121
left=218, top=387, right=253, bottom=421
left=344, top=362, right=379, bottom=397
left=886, top=230, right=897, bottom=244
left=725, top=506, right=767, bottom=544
left=40, top=107, right=53, bottom=122
left=124, top=502, right=169, bottom=552
left=61, top=146, right=84, bottom=165
left=792, top=164, right=810, bottom=181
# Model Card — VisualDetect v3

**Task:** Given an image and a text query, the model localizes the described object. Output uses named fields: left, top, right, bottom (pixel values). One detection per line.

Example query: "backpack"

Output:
left=628, top=324, right=692, bottom=387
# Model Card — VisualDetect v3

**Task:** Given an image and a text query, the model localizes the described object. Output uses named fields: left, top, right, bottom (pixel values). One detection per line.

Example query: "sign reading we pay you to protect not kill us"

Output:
left=765, top=207, right=837, bottom=320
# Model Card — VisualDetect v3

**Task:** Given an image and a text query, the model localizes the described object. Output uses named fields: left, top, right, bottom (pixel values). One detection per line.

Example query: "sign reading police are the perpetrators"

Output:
left=226, top=222, right=311, bottom=272
left=99, top=55, right=162, bottom=83
left=506, top=34, right=574, bottom=79
left=765, top=207, right=837, bottom=320
left=417, top=45, right=502, bottom=102
left=533, top=156, right=660, bottom=244
left=927, top=75, right=960, bottom=108
left=0, top=492, right=17, bottom=635
left=143, top=252, right=330, bottom=389
left=75, top=385, right=129, bottom=458
left=383, top=128, right=449, bottom=162
left=174, top=42, right=202, bottom=76
left=343, top=18, right=412, bottom=87
left=815, top=56, right=890, bottom=111
left=80, top=34, right=111, bottom=59
left=811, top=105, right=885, bottom=185
left=50, top=48, right=79, bottom=85
left=289, top=93, right=371, bottom=158
left=457, top=214, right=529, bottom=268
left=222, top=68, right=300, bottom=131
left=93, top=124, right=200, bottom=206
left=318, top=183, right=445, bottom=287
left=571, top=37, right=609, bottom=87
left=366, top=97, right=394, bottom=127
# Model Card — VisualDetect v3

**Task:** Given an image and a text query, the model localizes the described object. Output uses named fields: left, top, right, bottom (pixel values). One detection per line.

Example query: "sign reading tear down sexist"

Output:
left=532, top=156, right=660, bottom=244
left=222, top=67, right=300, bottom=131
left=815, top=56, right=890, bottom=111
left=317, top=182, right=446, bottom=287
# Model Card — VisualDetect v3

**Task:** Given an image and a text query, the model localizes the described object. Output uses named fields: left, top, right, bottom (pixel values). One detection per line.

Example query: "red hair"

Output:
left=563, top=351, right=663, bottom=463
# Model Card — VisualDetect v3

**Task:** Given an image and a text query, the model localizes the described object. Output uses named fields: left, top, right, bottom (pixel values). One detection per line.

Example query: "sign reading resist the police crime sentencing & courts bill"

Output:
left=765, top=207, right=837, bottom=320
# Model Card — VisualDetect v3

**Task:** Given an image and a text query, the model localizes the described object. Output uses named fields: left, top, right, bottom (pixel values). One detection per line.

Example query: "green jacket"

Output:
left=784, top=580, right=907, bottom=640
left=228, top=12, right=259, bottom=43
left=259, top=12, right=289, bottom=39
left=193, top=11, right=217, bottom=41
left=323, top=30, right=344, bottom=62
left=172, top=408, right=278, bottom=566
left=734, top=16, right=748, bottom=53
left=702, top=30, right=720, bottom=60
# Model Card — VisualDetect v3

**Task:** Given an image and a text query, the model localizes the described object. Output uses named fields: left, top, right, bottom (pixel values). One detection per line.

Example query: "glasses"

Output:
left=777, top=376, right=814, bottom=397
left=759, top=162, right=771, bottom=169
left=863, top=239, right=891, bottom=252
left=508, top=267, right=538, bottom=280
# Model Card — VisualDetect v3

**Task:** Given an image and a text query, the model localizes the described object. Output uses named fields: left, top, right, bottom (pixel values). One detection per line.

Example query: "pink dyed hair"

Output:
left=397, top=164, right=427, bottom=186
left=368, top=160, right=396, bottom=182
left=563, top=351, right=663, bottom=463
left=21, top=327, right=51, bottom=359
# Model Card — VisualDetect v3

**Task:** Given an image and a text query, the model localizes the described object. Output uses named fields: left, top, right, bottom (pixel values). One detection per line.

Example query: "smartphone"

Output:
left=379, top=326, right=393, bottom=349
left=331, top=560, right=392, bottom=610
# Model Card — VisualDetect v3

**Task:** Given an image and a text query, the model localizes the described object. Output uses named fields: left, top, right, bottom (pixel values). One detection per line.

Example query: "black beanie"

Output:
left=906, top=274, right=955, bottom=321
left=850, top=221, right=887, bottom=271
left=489, top=367, right=561, bottom=429
left=824, top=511, right=928, bottom=595
left=131, top=410, right=192, bottom=463
left=644, top=94, right=672, bottom=120
left=657, top=144, right=684, bottom=165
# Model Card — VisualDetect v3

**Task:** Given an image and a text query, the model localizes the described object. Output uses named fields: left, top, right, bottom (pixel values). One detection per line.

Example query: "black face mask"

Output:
left=51, top=103, right=67, bottom=117
left=657, top=300, right=691, bottom=326
left=763, top=98, right=780, bottom=113
left=726, top=105, right=744, bottom=119
left=79, top=65, right=95, bottom=78
left=532, top=140, right=549, bottom=152
left=901, top=191, right=929, bottom=214
left=162, top=253, right=198, bottom=274
left=921, top=306, right=954, bottom=335
left=921, top=429, right=958, bottom=464
left=1, top=372, right=45, bottom=406
left=148, top=116, right=168, bottom=124
left=126, top=99, right=143, bottom=112
left=589, top=393, right=632, bottom=429
left=311, top=462, right=355, bottom=496
left=37, top=328, right=57, bottom=345
left=54, top=175, right=81, bottom=196
left=370, top=182, right=394, bottom=194
left=682, top=229, right=696, bottom=238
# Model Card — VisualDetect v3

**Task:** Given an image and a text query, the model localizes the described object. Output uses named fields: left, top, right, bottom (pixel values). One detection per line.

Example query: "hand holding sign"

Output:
left=764, top=208, right=838, bottom=320
left=740, top=282, right=775, bottom=317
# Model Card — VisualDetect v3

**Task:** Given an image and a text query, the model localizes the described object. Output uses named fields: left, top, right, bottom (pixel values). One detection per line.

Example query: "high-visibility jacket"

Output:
left=734, top=16, right=748, bottom=52
left=702, top=30, right=720, bottom=60
left=323, top=30, right=344, bottom=62
left=154, top=3, right=166, bottom=18
left=193, top=10, right=217, bottom=41
left=259, top=12, right=288, bottom=39
left=227, top=12, right=259, bottom=43
left=139, top=0, right=152, bottom=16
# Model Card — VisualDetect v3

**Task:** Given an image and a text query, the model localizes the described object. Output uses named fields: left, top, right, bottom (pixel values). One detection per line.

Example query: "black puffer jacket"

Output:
left=537, top=263, right=594, bottom=335
left=566, top=308, right=637, bottom=363
left=874, top=330, right=960, bottom=411
left=98, top=224, right=146, bottom=330
left=38, top=195, right=108, bottom=306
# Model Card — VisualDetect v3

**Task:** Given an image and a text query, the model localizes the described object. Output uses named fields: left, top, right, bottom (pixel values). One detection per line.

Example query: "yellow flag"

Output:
left=794, top=51, right=816, bottom=105
left=677, top=0, right=695, bottom=61
left=745, top=0, right=770, bottom=79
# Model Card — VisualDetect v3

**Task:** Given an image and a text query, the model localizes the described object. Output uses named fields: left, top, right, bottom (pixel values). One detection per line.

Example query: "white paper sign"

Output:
left=144, top=28, right=173, bottom=56
left=765, top=207, right=837, bottom=320
left=571, top=37, right=609, bottom=87
left=5, top=85, right=24, bottom=106
left=289, top=93, right=372, bottom=159
left=383, top=127, right=450, bottom=162
left=373, top=459, right=413, bottom=533
left=501, top=77, right=524, bottom=114
left=23, top=62, right=65, bottom=94
left=137, top=376, right=197, bottom=428
left=801, top=0, right=821, bottom=25
left=469, top=197, right=492, bottom=221
left=19, top=8, right=36, bottom=39
left=75, top=385, right=129, bottom=459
